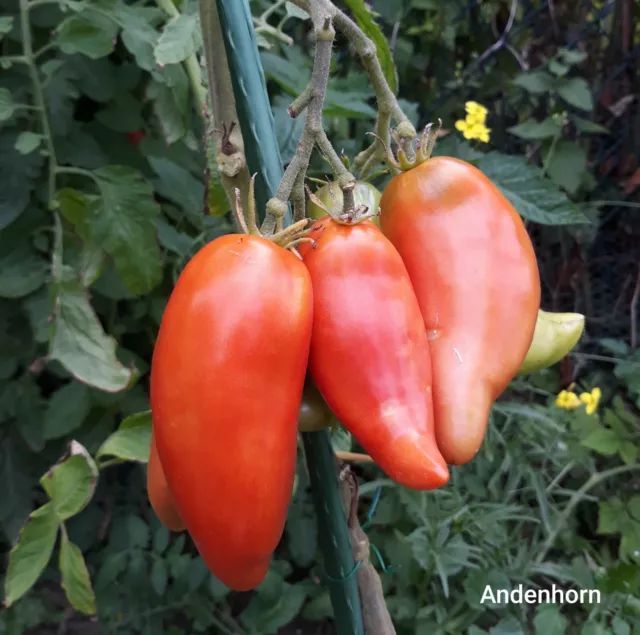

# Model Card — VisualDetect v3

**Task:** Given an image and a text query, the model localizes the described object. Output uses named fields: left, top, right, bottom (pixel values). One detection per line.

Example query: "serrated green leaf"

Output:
left=96, top=410, right=152, bottom=463
left=147, top=80, right=187, bottom=145
left=4, top=503, right=60, bottom=606
left=56, top=11, right=118, bottom=59
left=50, top=282, right=133, bottom=392
left=40, top=442, right=98, bottom=520
left=87, top=166, right=162, bottom=295
left=14, top=132, right=42, bottom=155
left=581, top=426, right=620, bottom=455
left=285, top=1, right=309, bottom=19
left=508, top=117, right=561, bottom=140
left=340, top=0, right=397, bottom=93
left=546, top=140, right=587, bottom=195
left=155, top=13, right=202, bottom=65
left=44, top=382, right=92, bottom=440
left=475, top=153, right=588, bottom=225
left=557, top=77, right=593, bottom=111
left=59, top=531, right=96, bottom=614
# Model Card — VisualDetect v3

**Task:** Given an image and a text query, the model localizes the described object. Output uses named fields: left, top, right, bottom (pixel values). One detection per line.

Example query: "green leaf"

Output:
left=96, top=410, right=152, bottom=464
left=155, top=13, right=202, bottom=65
left=151, top=558, right=168, bottom=595
left=87, top=166, right=162, bottom=295
left=95, top=92, right=144, bottom=133
left=475, top=153, right=588, bottom=225
left=147, top=80, right=187, bottom=145
left=513, top=71, right=555, bottom=95
left=148, top=156, right=204, bottom=217
left=117, top=6, right=159, bottom=71
left=571, top=115, right=608, bottom=134
left=581, top=426, right=620, bottom=456
left=44, top=382, right=92, bottom=440
left=598, top=498, right=623, bottom=534
left=612, top=617, right=631, bottom=635
left=559, top=49, right=588, bottom=65
left=546, top=140, right=587, bottom=195
left=340, top=0, right=397, bottom=93
left=557, top=77, right=593, bottom=111
left=548, top=59, right=569, bottom=77
left=534, top=604, right=568, bottom=635
left=0, top=131, right=44, bottom=229
left=59, top=531, right=96, bottom=614
left=4, top=503, right=60, bottom=606
left=242, top=581, right=308, bottom=634
left=285, top=1, right=309, bottom=20
left=619, top=441, right=638, bottom=465
left=507, top=117, right=561, bottom=140
left=0, top=87, right=15, bottom=122
left=49, top=282, right=133, bottom=392
left=490, top=617, right=525, bottom=635
left=40, top=442, right=98, bottom=520
left=56, top=11, right=118, bottom=59
left=0, top=243, right=48, bottom=299
left=14, top=132, right=42, bottom=155
left=0, top=16, right=14, bottom=42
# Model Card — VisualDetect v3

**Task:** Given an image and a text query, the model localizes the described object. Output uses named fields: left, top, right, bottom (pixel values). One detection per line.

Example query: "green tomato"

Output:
left=517, top=309, right=585, bottom=375
left=308, top=180, right=382, bottom=225
left=298, top=377, right=333, bottom=432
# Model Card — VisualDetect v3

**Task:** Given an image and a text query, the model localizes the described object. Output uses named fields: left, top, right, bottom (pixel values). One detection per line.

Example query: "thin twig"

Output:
left=263, top=2, right=356, bottom=233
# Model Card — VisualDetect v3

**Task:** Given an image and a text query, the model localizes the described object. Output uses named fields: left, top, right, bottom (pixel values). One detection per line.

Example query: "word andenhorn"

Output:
left=481, top=585, right=601, bottom=605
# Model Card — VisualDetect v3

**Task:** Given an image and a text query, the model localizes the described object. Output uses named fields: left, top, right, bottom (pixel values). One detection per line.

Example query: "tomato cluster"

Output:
left=149, top=156, right=542, bottom=590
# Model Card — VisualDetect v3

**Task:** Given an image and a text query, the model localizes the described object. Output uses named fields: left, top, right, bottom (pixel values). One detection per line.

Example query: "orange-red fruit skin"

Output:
left=380, top=157, right=541, bottom=465
left=147, top=434, right=186, bottom=533
left=150, top=234, right=313, bottom=591
left=298, top=218, right=449, bottom=491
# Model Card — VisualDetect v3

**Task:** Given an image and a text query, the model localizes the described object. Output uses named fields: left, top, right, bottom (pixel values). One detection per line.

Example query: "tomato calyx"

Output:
left=375, top=119, right=443, bottom=173
left=233, top=175, right=312, bottom=253
left=305, top=184, right=378, bottom=226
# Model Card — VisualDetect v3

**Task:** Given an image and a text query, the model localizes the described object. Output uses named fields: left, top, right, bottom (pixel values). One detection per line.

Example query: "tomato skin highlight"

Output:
left=380, top=156, right=541, bottom=465
left=147, top=434, right=185, bottom=533
left=298, top=217, right=449, bottom=491
left=150, top=234, right=313, bottom=591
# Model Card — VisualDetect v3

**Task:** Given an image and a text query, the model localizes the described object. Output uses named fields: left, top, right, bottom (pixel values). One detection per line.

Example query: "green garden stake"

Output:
left=211, top=2, right=365, bottom=634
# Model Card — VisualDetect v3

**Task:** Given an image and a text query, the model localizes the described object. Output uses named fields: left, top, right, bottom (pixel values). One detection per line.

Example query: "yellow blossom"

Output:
left=555, top=390, right=582, bottom=410
left=579, top=387, right=601, bottom=415
left=465, top=101, right=488, bottom=124
left=454, top=119, right=491, bottom=143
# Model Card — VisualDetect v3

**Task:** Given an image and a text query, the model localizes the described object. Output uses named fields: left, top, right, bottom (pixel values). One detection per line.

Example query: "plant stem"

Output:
left=536, top=463, right=640, bottom=564
left=155, top=0, right=207, bottom=114
left=264, top=3, right=356, bottom=231
left=290, top=0, right=415, bottom=176
left=20, top=0, right=57, bottom=206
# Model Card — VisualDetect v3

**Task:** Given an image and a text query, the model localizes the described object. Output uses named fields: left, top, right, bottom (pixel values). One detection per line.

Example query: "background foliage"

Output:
left=0, top=0, right=639, bottom=633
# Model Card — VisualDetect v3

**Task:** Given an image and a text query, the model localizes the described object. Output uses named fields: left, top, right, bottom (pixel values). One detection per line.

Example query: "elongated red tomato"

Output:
left=380, top=156, right=541, bottom=465
left=151, top=234, right=313, bottom=591
left=298, top=217, right=449, bottom=490
left=147, top=434, right=185, bottom=533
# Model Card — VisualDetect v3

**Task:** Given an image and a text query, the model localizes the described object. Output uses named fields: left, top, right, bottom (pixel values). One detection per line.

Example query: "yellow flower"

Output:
left=465, top=101, right=488, bottom=124
left=579, top=387, right=601, bottom=415
left=555, top=390, right=582, bottom=410
left=454, top=119, right=491, bottom=143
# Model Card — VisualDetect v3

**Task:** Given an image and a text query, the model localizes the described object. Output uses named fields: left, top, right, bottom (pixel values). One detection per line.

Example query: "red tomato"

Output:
left=380, top=156, right=541, bottom=465
left=297, top=217, right=449, bottom=491
left=151, top=234, right=313, bottom=591
left=147, top=434, right=185, bottom=533
left=127, top=130, right=145, bottom=145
